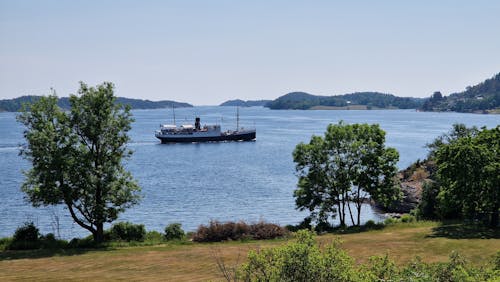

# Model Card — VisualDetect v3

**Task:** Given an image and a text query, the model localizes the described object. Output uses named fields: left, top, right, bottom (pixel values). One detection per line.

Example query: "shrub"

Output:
left=8, top=222, right=41, bottom=250
left=39, top=233, right=67, bottom=249
left=192, top=220, right=287, bottom=242
left=68, top=236, right=96, bottom=248
left=13, top=221, right=39, bottom=242
left=145, top=231, right=164, bottom=242
left=238, top=230, right=359, bottom=281
left=384, top=217, right=397, bottom=225
left=109, top=222, right=146, bottom=242
left=415, top=180, right=440, bottom=220
left=285, top=217, right=312, bottom=232
left=400, top=214, right=416, bottom=223
left=0, top=237, right=12, bottom=251
left=249, top=221, right=287, bottom=240
left=164, top=223, right=185, bottom=241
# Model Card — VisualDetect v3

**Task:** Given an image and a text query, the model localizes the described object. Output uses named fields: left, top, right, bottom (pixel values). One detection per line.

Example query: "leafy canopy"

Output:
left=293, top=122, right=400, bottom=227
left=17, top=82, right=141, bottom=242
left=435, top=125, right=499, bottom=226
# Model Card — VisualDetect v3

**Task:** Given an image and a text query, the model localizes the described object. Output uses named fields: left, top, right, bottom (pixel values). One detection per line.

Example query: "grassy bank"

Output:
left=0, top=221, right=498, bottom=281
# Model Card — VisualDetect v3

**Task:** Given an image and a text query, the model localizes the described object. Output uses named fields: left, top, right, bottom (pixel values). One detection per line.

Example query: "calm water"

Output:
left=0, top=107, right=498, bottom=238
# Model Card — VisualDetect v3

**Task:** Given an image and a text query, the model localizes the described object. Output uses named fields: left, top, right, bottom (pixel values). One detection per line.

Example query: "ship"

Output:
left=155, top=108, right=256, bottom=143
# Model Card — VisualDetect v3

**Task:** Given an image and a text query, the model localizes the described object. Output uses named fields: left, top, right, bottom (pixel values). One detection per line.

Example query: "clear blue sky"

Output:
left=1, top=0, right=499, bottom=105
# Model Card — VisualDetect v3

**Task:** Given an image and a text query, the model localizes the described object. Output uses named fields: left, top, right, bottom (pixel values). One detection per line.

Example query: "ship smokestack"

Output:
left=195, top=117, right=201, bottom=130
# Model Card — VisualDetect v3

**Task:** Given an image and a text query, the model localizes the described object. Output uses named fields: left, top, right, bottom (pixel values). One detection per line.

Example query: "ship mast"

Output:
left=172, top=104, right=176, bottom=125
left=236, top=106, right=239, bottom=131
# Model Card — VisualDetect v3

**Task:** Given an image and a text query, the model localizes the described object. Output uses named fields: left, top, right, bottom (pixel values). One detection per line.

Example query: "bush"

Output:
left=68, top=236, right=96, bottom=248
left=192, top=220, right=288, bottom=242
left=285, top=217, right=312, bottom=232
left=249, top=221, right=287, bottom=240
left=400, top=214, right=416, bottom=223
left=415, top=180, right=440, bottom=220
left=164, top=223, right=185, bottom=241
left=239, top=230, right=359, bottom=281
left=40, top=233, right=68, bottom=249
left=145, top=231, right=164, bottom=242
left=8, top=222, right=41, bottom=250
left=109, top=222, right=146, bottom=242
left=0, top=237, right=12, bottom=251
left=384, top=217, right=397, bottom=225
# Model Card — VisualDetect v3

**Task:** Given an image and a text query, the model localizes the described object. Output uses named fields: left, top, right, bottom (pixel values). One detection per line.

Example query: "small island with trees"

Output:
left=219, top=99, right=272, bottom=107
left=264, top=91, right=425, bottom=110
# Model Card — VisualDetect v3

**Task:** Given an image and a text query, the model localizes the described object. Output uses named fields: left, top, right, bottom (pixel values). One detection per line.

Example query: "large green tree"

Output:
left=293, top=122, right=400, bottom=227
left=18, top=82, right=141, bottom=242
left=435, top=125, right=499, bottom=227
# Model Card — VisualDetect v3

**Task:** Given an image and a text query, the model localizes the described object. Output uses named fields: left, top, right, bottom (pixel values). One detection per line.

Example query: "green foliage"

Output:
left=293, top=121, right=401, bottom=227
left=7, top=222, right=41, bottom=250
left=17, top=82, right=141, bottom=242
left=164, top=223, right=185, bottom=241
left=220, top=99, right=271, bottom=107
left=239, top=230, right=359, bottom=281
left=364, top=254, right=399, bottom=281
left=364, top=220, right=377, bottom=228
left=39, top=233, right=68, bottom=249
left=400, top=214, right=416, bottom=223
left=415, top=180, right=440, bottom=219
left=109, top=222, right=146, bottom=242
left=192, top=221, right=288, bottom=242
left=145, top=231, right=164, bottom=243
left=418, top=124, right=499, bottom=226
left=13, top=221, right=39, bottom=242
left=235, top=231, right=499, bottom=281
left=421, top=72, right=500, bottom=113
left=68, top=236, right=98, bottom=249
left=266, top=91, right=424, bottom=110
left=0, top=95, right=192, bottom=112
left=384, top=217, right=397, bottom=225
left=0, top=237, right=12, bottom=251
left=435, top=125, right=499, bottom=226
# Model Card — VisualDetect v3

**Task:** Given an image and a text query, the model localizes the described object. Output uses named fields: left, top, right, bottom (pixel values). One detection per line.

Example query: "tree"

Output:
left=293, top=122, right=400, bottom=227
left=435, top=125, right=499, bottom=226
left=18, top=82, right=141, bottom=242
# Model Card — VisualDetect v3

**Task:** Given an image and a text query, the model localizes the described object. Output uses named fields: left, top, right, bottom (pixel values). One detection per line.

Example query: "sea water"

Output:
left=0, top=107, right=498, bottom=238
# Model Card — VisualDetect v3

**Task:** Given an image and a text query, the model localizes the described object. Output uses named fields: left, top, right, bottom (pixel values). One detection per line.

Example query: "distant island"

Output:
left=421, top=73, right=500, bottom=114
left=219, top=99, right=272, bottom=107
left=0, top=96, right=192, bottom=112
left=265, top=92, right=425, bottom=110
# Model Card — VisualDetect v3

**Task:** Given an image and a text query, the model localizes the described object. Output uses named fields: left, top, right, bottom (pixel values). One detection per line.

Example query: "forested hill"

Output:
left=420, top=73, right=500, bottom=113
left=220, top=99, right=272, bottom=107
left=266, top=92, right=425, bottom=110
left=0, top=96, right=193, bottom=112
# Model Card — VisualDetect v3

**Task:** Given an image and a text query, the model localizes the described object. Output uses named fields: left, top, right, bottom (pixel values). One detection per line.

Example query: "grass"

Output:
left=0, top=221, right=498, bottom=281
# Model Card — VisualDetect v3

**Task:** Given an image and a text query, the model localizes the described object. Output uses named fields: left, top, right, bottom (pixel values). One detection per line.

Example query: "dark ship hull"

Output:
left=156, top=130, right=256, bottom=143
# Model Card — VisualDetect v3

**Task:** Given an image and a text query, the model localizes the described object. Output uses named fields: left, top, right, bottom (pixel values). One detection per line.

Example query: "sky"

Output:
left=1, top=1, right=500, bottom=105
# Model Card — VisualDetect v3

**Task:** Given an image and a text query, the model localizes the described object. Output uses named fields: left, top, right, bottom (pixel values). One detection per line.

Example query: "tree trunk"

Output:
left=337, top=202, right=345, bottom=227
left=356, top=187, right=362, bottom=226
left=346, top=201, right=355, bottom=226
left=94, top=223, right=104, bottom=243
